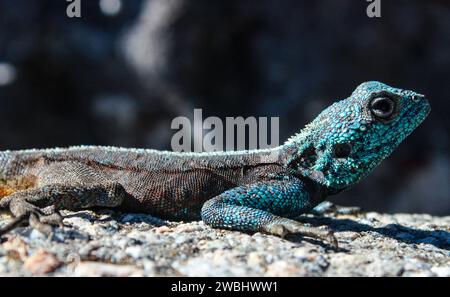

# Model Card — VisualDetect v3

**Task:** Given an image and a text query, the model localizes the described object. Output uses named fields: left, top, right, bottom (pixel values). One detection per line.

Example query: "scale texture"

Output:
left=0, top=81, right=430, bottom=246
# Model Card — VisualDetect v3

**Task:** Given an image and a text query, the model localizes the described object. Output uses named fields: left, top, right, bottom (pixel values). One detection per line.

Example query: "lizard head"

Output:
left=286, top=81, right=430, bottom=191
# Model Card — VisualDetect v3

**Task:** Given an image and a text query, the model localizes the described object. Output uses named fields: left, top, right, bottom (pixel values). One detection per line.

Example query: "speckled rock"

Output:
left=0, top=210, right=448, bottom=276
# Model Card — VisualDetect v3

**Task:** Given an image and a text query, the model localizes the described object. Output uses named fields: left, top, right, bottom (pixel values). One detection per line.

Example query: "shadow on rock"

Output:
left=295, top=216, right=449, bottom=250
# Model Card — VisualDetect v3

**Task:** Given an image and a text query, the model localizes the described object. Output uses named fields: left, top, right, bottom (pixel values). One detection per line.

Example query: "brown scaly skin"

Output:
left=0, top=147, right=336, bottom=242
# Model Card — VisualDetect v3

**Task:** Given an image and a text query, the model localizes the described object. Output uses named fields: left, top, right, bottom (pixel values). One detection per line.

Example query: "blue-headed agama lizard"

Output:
left=0, top=82, right=430, bottom=247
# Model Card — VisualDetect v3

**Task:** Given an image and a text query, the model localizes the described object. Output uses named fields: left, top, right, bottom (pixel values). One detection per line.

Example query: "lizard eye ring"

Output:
left=369, top=96, right=397, bottom=122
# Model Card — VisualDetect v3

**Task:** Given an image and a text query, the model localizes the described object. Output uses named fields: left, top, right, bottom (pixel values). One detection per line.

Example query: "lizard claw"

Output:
left=325, top=231, right=339, bottom=248
left=29, top=212, right=54, bottom=236
left=263, top=219, right=339, bottom=248
left=39, top=211, right=64, bottom=228
left=0, top=213, right=28, bottom=236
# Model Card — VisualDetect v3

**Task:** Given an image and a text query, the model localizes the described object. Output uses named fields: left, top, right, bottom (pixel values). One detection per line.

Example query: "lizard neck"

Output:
left=277, top=143, right=341, bottom=199
left=278, top=138, right=334, bottom=189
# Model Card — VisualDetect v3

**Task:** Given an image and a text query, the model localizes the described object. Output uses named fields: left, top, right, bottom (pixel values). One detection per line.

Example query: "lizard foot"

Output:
left=263, top=219, right=338, bottom=248
left=0, top=183, right=126, bottom=236
left=0, top=196, right=63, bottom=237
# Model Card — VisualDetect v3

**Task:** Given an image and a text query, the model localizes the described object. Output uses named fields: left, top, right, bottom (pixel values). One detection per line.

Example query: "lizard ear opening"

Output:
left=332, top=143, right=352, bottom=159
left=302, top=146, right=318, bottom=167
left=288, top=145, right=318, bottom=170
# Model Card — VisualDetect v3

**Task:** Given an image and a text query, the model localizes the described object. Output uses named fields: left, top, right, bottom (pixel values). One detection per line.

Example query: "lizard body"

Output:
left=0, top=82, right=430, bottom=246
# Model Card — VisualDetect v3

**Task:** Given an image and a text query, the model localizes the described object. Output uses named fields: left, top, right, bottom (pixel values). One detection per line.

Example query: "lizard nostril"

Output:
left=412, top=94, right=425, bottom=103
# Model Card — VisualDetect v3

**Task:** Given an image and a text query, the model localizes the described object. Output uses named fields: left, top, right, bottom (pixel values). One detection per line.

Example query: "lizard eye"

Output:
left=369, top=96, right=397, bottom=121
left=332, top=143, right=352, bottom=158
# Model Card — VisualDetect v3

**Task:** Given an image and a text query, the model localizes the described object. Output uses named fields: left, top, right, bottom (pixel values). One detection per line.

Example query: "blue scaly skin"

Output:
left=0, top=82, right=430, bottom=247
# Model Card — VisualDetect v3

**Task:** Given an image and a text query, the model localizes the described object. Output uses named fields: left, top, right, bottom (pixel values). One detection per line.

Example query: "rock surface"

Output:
left=0, top=210, right=448, bottom=277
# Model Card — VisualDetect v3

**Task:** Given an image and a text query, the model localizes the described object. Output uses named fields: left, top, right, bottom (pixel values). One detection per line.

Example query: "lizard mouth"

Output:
left=407, top=97, right=430, bottom=128
left=386, top=95, right=430, bottom=138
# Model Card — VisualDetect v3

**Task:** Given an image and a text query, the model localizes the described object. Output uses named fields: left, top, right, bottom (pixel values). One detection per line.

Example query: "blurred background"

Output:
left=0, top=0, right=448, bottom=215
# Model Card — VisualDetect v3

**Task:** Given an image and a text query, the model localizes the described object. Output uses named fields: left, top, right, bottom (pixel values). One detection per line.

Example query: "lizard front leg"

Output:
left=200, top=178, right=338, bottom=247
left=0, top=183, right=127, bottom=236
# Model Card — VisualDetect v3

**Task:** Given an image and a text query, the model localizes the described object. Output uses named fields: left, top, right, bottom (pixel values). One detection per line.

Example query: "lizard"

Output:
left=0, top=81, right=430, bottom=247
